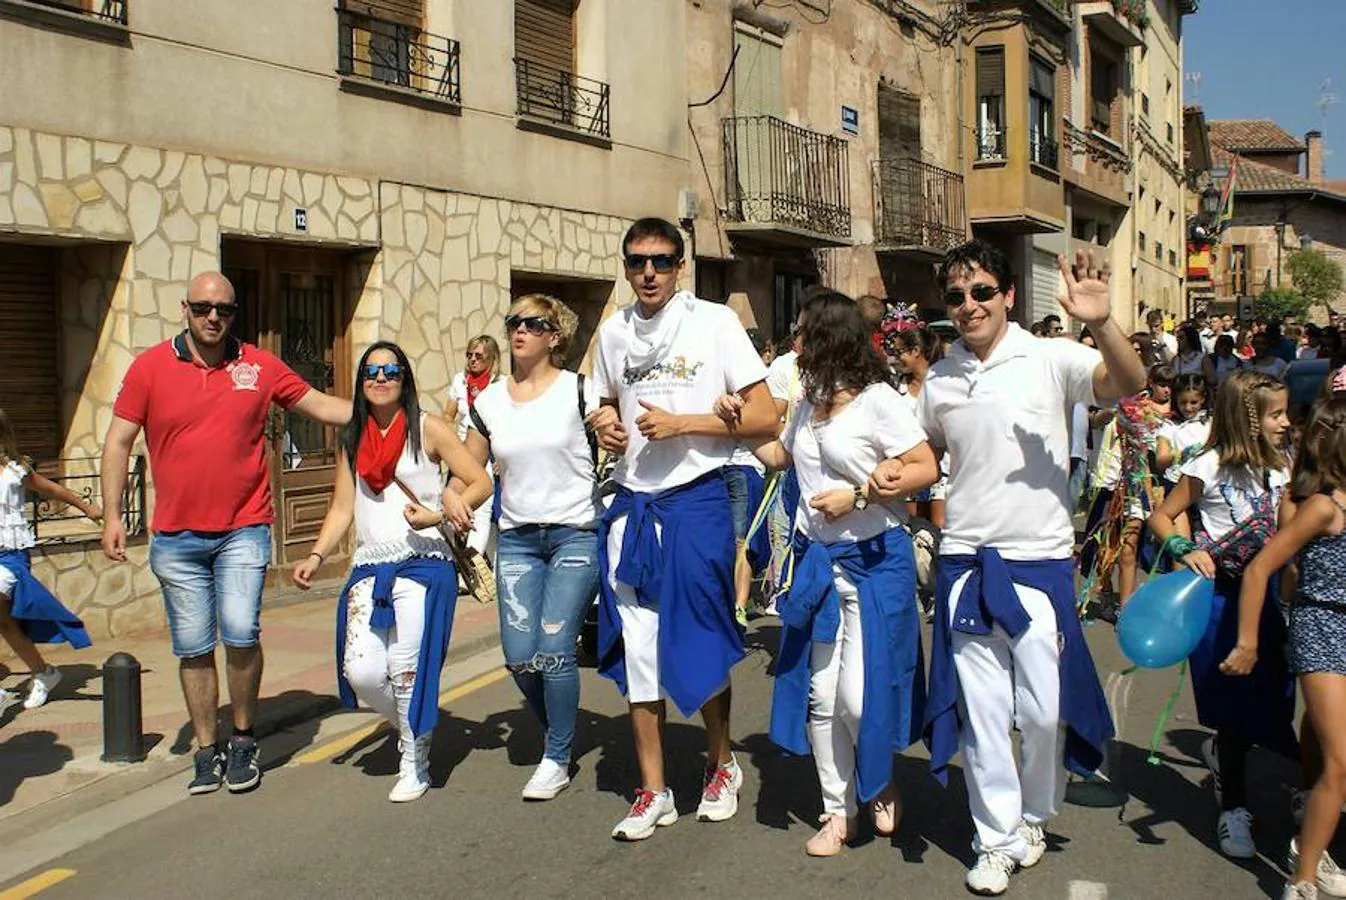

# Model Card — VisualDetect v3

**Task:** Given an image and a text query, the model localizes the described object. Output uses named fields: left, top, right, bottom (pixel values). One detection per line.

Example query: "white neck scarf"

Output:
left=625, top=290, right=697, bottom=374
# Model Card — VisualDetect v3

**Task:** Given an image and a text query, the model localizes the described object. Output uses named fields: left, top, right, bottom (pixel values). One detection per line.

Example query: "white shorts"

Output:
left=0, top=562, right=17, bottom=598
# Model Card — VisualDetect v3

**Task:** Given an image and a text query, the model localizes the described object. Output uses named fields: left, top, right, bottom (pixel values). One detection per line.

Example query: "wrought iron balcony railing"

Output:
left=722, top=115, right=851, bottom=240
left=514, top=57, right=610, bottom=140
left=28, top=455, right=146, bottom=547
left=1030, top=129, right=1060, bottom=169
left=19, top=0, right=126, bottom=24
left=977, top=125, right=1007, bottom=162
left=337, top=8, right=460, bottom=104
left=874, top=158, right=966, bottom=253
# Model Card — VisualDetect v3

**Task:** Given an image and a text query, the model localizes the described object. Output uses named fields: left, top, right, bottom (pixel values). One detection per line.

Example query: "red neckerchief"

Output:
left=355, top=409, right=406, bottom=494
left=466, top=370, right=491, bottom=406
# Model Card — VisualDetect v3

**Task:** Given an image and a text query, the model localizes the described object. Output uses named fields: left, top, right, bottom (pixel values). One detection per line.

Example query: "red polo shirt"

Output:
left=113, top=333, right=312, bottom=533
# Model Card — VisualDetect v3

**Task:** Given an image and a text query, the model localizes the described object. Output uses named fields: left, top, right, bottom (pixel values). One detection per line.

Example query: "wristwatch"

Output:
left=852, top=485, right=868, bottom=511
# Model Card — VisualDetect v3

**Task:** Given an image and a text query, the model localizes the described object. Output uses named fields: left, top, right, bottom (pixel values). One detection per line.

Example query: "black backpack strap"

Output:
left=466, top=401, right=489, bottom=442
left=577, top=373, right=599, bottom=475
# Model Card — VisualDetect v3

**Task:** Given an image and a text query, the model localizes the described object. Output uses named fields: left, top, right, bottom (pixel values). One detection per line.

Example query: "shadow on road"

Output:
left=0, top=730, right=74, bottom=806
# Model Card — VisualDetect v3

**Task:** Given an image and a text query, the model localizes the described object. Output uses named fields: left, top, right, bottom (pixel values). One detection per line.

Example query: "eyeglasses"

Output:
left=505, top=315, right=555, bottom=336
left=624, top=253, right=680, bottom=274
left=943, top=284, right=1001, bottom=306
left=187, top=301, right=238, bottom=319
left=363, top=362, right=403, bottom=381
left=465, top=351, right=487, bottom=361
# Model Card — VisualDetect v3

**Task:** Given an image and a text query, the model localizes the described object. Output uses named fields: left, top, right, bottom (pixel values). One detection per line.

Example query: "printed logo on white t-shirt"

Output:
left=622, top=355, right=705, bottom=386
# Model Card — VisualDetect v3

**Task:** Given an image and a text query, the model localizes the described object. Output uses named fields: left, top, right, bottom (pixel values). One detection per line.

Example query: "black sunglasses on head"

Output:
left=943, top=284, right=1001, bottom=306
left=624, top=253, right=680, bottom=274
left=363, top=362, right=403, bottom=381
left=187, top=301, right=238, bottom=319
left=505, top=315, right=556, bottom=336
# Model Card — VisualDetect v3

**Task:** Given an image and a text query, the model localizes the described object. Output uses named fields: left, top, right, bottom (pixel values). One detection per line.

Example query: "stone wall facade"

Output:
left=0, top=122, right=633, bottom=640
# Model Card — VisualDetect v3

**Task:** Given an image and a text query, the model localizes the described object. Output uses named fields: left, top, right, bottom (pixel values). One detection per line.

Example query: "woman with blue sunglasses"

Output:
left=294, top=341, right=491, bottom=803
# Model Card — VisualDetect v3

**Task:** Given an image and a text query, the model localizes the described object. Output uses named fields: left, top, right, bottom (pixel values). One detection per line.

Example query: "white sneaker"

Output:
left=1217, top=807, right=1256, bottom=859
left=388, top=735, right=431, bottom=803
left=1018, top=822, right=1047, bottom=868
left=1201, top=735, right=1224, bottom=805
left=1282, top=882, right=1319, bottom=900
left=612, top=788, right=677, bottom=841
left=966, top=851, right=1017, bottom=896
left=696, top=755, right=744, bottom=822
left=0, top=687, right=13, bottom=710
left=1288, top=838, right=1346, bottom=896
left=521, top=758, right=570, bottom=801
left=23, top=667, right=60, bottom=709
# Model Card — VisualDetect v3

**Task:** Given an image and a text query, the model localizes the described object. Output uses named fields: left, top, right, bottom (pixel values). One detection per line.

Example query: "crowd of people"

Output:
left=1, top=215, right=1344, bottom=899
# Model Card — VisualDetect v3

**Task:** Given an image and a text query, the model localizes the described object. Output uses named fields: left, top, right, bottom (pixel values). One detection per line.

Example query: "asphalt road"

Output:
left=1, top=619, right=1316, bottom=900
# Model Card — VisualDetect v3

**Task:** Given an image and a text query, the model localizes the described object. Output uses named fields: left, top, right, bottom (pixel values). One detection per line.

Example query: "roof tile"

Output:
left=1209, top=119, right=1306, bottom=152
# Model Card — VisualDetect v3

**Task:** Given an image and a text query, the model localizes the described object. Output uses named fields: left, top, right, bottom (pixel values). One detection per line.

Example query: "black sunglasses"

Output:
left=943, top=284, right=1001, bottom=306
left=505, top=315, right=555, bottom=336
left=363, top=362, right=404, bottom=381
left=624, top=253, right=680, bottom=274
left=187, top=301, right=238, bottom=319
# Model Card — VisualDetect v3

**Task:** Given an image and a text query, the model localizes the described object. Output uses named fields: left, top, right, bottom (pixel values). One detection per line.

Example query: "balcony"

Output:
left=515, top=57, right=611, bottom=145
left=1030, top=129, right=1060, bottom=170
left=28, top=455, right=145, bottom=548
left=0, top=0, right=128, bottom=41
left=722, top=116, right=851, bottom=247
left=1075, top=0, right=1145, bottom=48
left=874, top=158, right=966, bottom=255
left=337, top=8, right=460, bottom=110
left=1062, top=119, right=1131, bottom=207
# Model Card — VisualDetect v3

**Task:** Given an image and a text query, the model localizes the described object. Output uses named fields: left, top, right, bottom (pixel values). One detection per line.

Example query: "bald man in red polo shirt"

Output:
left=100, top=271, right=351, bottom=796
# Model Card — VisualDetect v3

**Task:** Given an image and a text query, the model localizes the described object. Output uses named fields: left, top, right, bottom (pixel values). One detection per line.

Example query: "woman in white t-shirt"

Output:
left=446, top=335, right=504, bottom=557
left=1148, top=370, right=1296, bottom=859
left=723, top=292, right=938, bottom=857
left=464, top=294, right=613, bottom=803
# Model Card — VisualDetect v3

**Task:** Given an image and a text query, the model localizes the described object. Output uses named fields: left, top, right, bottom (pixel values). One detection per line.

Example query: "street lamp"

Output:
left=1200, top=185, right=1221, bottom=219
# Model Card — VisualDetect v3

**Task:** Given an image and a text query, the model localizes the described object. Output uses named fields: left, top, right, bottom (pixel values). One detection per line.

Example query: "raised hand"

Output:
left=1056, top=248, right=1113, bottom=327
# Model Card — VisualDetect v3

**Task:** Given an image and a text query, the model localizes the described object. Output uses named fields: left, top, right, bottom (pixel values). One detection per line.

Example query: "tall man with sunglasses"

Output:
left=870, top=241, right=1145, bottom=895
left=587, top=217, right=778, bottom=840
left=100, top=271, right=352, bottom=796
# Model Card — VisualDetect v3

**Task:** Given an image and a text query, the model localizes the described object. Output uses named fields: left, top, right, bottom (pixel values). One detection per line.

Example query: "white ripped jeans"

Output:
left=343, top=575, right=427, bottom=724
left=808, top=568, right=866, bottom=819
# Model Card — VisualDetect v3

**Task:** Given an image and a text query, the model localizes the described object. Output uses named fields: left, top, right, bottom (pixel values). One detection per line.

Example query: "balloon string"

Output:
left=1145, top=659, right=1188, bottom=766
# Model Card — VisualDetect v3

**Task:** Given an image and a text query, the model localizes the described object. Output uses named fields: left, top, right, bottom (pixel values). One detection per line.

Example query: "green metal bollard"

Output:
left=101, top=652, right=145, bottom=763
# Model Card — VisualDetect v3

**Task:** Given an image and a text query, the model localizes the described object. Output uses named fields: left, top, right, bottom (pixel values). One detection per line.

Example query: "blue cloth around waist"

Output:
left=924, top=548, right=1113, bottom=784
left=335, top=555, right=458, bottom=739
left=596, top=470, right=742, bottom=717
left=0, top=550, right=91, bottom=649
left=768, top=526, right=925, bottom=804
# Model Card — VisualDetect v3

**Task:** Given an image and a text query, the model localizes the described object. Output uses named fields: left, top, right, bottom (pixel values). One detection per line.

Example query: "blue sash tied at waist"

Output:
left=0, top=550, right=91, bottom=648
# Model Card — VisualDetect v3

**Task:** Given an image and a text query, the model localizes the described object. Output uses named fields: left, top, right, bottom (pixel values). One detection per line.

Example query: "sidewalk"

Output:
left=0, top=579, right=503, bottom=836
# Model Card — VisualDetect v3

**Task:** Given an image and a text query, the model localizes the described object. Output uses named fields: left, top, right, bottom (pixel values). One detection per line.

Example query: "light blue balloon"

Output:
left=1116, top=569, right=1215, bottom=669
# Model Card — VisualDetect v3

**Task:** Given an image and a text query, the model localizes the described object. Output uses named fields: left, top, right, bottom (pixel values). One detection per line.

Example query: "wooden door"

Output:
left=223, top=243, right=351, bottom=582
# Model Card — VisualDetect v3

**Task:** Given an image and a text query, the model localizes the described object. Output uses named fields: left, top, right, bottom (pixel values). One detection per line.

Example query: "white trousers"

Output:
left=343, top=575, right=427, bottom=725
left=808, top=568, right=865, bottom=818
left=606, top=512, right=664, bottom=704
left=949, top=571, right=1067, bottom=860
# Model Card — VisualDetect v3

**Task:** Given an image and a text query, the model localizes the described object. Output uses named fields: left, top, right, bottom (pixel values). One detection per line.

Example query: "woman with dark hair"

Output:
left=1173, top=324, right=1206, bottom=377
left=293, top=341, right=490, bottom=803
left=722, top=291, right=938, bottom=856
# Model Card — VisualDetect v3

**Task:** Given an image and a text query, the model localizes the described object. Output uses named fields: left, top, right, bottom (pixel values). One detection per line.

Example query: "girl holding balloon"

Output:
left=1148, top=370, right=1297, bottom=861
left=1221, top=396, right=1346, bottom=900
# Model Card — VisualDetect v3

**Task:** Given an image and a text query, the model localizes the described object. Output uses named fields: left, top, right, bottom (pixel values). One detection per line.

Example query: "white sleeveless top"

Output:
left=0, top=461, right=35, bottom=551
left=352, top=414, right=451, bottom=565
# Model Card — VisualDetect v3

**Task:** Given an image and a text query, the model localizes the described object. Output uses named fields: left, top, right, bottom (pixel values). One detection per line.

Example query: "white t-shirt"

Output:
left=767, top=350, right=802, bottom=417
left=0, top=460, right=35, bottom=551
left=1069, top=402, right=1089, bottom=461
left=593, top=297, right=768, bottom=493
left=1180, top=448, right=1287, bottom=542
left=1158, top=414, right=1211, bottom=483
left=919, top=323, right=1100, bottom=559
left=471, top=371, right=599, bottom=530
left=449, top=371, right=504, bottom=441
left=781, top=382, right=926, bottom=543
left=1247, top=356, right=1289, bottom=379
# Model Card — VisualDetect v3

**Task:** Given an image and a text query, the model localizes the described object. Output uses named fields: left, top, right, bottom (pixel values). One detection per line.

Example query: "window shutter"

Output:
left=0, top=244, right=59, bottom=462
left=878, top=85, right=921, bottom=161
left=976, top=48, right=1004, bottom=97
left=1030, top=57, right=1054, bottom=99
left=733, top=25, right=783, bottom=118
left=348, top=0, right=422, bottom=27
left=515, top=0, right=576, bottom=74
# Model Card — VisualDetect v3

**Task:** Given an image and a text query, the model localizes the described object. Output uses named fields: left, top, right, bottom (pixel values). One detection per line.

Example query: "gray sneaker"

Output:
left=225, top=736, right=261, bottom=793
left=188, top=746, right=224, bottom=795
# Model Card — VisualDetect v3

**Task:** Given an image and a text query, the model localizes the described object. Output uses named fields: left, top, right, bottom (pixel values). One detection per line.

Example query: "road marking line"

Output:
left=1068, top=880, right=1108, bottom=900
left=0, top=869, right=77, bottom=899
left=292, top=666, right=509, bottom=765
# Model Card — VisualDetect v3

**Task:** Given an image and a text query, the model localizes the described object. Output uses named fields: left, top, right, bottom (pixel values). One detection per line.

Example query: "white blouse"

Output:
left=352, top=414, right=451, bottom=565
left=0, top=461, right=35, bottom=551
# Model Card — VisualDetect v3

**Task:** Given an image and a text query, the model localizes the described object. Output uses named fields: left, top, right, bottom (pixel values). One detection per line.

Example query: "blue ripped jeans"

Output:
left=496, top=524, right=599, bottom=764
